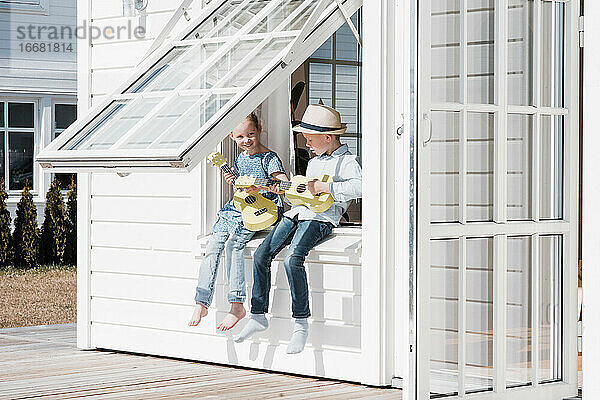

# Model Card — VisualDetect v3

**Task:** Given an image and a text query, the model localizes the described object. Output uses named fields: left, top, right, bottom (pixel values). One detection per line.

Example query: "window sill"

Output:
left=196, top=226, right=362, bottom=265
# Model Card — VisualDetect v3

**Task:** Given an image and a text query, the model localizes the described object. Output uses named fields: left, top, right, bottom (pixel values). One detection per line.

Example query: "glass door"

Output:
left=416, top=0, right=579, bottom=398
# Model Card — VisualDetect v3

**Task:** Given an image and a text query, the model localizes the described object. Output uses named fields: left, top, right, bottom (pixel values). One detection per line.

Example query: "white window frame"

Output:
left=413, top=0, right=580, bottom=398
left=0, top=97, right=39, bottom=196
left=305, top=9, right=362, bottom=159
left=0, top=0, right=49, bottom=15
left=37, top=0, right=363, bottom=173
left=51, top=100, right=77, bottom=191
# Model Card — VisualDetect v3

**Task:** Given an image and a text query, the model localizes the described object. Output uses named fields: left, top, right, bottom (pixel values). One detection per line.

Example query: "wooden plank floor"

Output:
left=0, top=324, right=401, bottom=400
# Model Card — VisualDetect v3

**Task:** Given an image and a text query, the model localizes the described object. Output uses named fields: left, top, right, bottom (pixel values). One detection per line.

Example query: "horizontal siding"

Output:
left=0, top=0, right=76, bottom=93
left=90, top=323, right=364, bottom=382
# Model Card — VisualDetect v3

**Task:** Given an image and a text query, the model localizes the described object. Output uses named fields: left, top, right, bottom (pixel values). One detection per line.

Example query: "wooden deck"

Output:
left=0, top=324, right=401, bottom=399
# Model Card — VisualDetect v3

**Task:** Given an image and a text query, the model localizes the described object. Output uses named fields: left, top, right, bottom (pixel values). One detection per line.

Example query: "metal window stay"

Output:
left=37, top=0, right=363, bottom=173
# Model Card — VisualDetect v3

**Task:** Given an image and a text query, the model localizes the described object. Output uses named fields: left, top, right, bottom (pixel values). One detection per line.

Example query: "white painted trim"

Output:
left=393, top=0, right=411, bottom=392
left=76, top=172, right=92, bottom=349
left=75, top=0, right=92, bottom=351
left=361, top=0, right=394, bottom=386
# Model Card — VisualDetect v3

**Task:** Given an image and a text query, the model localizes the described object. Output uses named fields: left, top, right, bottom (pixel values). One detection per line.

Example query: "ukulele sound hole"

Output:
left=296, top=184, right=306, bottom=193
left=254, top=208, right=268, bottom=216
left=245, top=196, right=257, bottom=204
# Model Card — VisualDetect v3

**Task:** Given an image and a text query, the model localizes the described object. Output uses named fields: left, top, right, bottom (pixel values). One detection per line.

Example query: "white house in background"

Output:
left=36, top=0, right=586, bottom=399
left=0, top=0, right=77, bottom=223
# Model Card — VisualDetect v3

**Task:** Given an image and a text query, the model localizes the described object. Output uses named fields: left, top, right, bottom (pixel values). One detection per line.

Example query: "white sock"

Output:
left=233, top=314, right=268, bottom=343
left=286, top=318, right=308, bottom=354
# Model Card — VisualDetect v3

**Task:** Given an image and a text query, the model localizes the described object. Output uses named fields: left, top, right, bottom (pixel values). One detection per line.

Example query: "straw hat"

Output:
left=292, top=104, right=347, bottom=135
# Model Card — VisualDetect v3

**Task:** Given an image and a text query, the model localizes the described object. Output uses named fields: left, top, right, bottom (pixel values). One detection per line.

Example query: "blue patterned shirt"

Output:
left=212, top=150, right=285, bottom=233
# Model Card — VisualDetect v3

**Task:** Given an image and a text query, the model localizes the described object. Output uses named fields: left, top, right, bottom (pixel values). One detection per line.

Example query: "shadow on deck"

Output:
left=0, top=324, right=401, bottom=399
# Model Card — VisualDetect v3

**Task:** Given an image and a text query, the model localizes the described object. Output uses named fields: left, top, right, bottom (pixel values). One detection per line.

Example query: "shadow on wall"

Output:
left=215, top=252, right=361, bottom=376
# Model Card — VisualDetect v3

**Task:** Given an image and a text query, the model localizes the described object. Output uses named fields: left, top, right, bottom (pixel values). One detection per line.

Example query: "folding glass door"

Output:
left=417, top=0, right=578, bottom=398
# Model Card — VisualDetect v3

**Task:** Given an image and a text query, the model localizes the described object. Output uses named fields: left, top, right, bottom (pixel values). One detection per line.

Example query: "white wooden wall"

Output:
left=77, top=0, right=367, bottom=383
left=0, top=0, right=77, bottom=94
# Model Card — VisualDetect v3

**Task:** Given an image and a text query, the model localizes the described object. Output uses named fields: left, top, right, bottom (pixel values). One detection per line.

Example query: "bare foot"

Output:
left=217, top=302, right=246, bottom=332
left=188, top=304, right=208, bottom=326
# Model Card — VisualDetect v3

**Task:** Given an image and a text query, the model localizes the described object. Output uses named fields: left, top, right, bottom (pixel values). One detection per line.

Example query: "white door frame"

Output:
left=414, top=0, right=580, bottom=398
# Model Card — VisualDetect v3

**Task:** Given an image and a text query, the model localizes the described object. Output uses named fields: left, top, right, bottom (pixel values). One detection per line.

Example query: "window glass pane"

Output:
left=312, top=37, right=332, bottom=59
left=0, top=103, right=3, bottom=127
left=208, top=1, right=268, bottom=38
left=63, top=98, right=162, bottom=150
left=184, top=1, right=239, bottom=39
left=431, top=111, right=459, bottom=223
left=185, top=0, right=266, bottom=39
left=121, top=95, right=205, bottom=149
left=507, top=0, right=534, bottom=106
left=54, top=174, right=74, bottom=190
left=506, top=236, right=532, bottom=387
left=467, top=112, right=493, bottom=222
left=430, top=0, right=460, bottom=103
left=335, top=12, right=359, bottom=61
left=188, top=37, right=294, bottom=90
left=467, top=0, right=495, bottom=104
left=540, top=115, right=563, bottom=219
left=308, top=62, right=332, bottom=106
left=8, top=102, right=34, bottom=128
left=507, top=114, right=533, bottom=220
left=126, top=46, right=197, bottom=93
left=539, top=235, right=562, bottom=382
left=430, top=238, right=459, bottom=397
left=153, top=93, right=234, bottom=149
left=250, top=0, right=319, bottom=34
left=0, top=132, right=5, bottom=182
left=466, top=237, right=493, bottom=393
left=55, top=104, right=77, bottom=130
left=53, top=104, right=77, bottom=190
left=541, top=2, right=565, bottom=108
left=335, top=64, right=359, bottom=134
left=9, top=132, right=33, bottom=191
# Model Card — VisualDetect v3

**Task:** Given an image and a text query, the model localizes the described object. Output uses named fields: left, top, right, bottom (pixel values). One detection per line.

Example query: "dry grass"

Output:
left=0, top=266, right=76, bottom=328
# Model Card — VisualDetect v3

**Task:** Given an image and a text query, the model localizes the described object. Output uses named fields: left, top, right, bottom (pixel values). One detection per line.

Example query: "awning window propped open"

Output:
left=37, top=0, right=362, bottom=172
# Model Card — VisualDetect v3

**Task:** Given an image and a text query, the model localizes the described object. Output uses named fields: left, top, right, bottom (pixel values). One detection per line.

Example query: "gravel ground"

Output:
left=0, top=266, right=76, bottom=328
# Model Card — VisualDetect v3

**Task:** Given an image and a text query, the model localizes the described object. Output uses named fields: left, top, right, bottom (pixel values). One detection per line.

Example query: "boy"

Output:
left=234, top=104, right=362, bottom=353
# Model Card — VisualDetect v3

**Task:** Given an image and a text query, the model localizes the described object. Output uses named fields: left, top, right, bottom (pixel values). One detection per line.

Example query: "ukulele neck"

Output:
left=251, top=178, right=292, bottom=190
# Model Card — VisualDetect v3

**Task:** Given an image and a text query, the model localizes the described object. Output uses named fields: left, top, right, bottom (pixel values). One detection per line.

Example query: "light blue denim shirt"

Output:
left=284, top=144, right=362, bottom=226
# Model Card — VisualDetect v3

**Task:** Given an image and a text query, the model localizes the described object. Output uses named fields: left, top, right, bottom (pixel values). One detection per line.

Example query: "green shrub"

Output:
left=64, top=178, right=77, bottom=266
left=40, top=178, right=67, bottom=265
left=13, top=184, right=39, bottom=268
left=0, top=179, right=12, bottom=267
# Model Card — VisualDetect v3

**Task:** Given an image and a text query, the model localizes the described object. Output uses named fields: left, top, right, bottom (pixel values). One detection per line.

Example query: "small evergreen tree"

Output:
left=13, top=183, right=39, bottom=268
left=64, top=178, right=77, bottom=266
left=0, top=179, right=12, bottom=267
left=40, top=178, right=67, bottom=265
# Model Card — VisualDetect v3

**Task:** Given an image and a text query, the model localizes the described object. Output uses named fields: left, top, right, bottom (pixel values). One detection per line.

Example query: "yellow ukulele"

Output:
left=207, top=152, right=279, bottom=232
left=234, top=174, right=335, bottom=213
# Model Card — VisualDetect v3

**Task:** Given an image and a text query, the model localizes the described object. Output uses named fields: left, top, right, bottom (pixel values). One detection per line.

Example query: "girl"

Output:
left=189, top=112, right=288, bottom=331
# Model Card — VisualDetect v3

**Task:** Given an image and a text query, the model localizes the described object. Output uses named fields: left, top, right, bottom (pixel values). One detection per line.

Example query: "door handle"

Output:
left=423, top=113, right=433, bottom=146
left=396, top=113, right=404, bottom=139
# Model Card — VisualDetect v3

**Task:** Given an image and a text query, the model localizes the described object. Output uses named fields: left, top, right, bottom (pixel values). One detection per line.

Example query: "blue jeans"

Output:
left=195, top=224, right=255, bottom=308
left=251, top=216, right=333, bottom=318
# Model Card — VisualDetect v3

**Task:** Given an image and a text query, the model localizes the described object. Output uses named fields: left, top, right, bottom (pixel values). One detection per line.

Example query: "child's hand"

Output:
left=245, top=185, right=259, bottom=193
left=224, top=172, right=235, bottom=185
left=307, top=179, right=330, bottom=195
left=266, top=183, right=284, bottom=194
